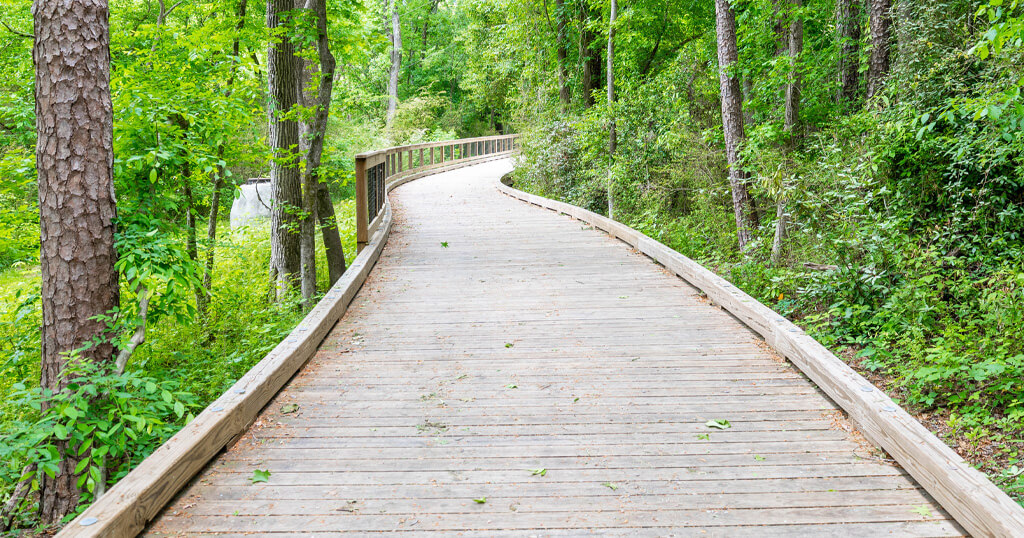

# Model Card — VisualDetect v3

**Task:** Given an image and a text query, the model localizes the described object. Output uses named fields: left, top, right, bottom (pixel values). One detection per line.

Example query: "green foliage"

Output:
left=1, top=361, right=196, bottom=523
left=505, top=0, right=1024, bottom=505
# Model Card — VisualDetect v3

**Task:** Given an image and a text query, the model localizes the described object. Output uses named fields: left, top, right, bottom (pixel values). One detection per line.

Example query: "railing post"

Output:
left=355, top=155, right=369, bottom=253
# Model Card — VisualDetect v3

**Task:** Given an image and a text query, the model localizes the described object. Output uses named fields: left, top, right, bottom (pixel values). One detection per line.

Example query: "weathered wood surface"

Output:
left=146, top=160, right=963, bottom=536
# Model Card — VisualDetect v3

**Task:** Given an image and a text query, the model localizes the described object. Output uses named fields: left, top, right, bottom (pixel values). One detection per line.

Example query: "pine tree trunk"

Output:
left=386, top=0, right=402, bottom=125
left=268, top=0, right=302, bottom=297
left=867, top=0, right=892, bottom=100
left=555, top=0, right=571, bottom=108
left=836, top=0, right=862, bottom=105
left=606, top=0, right=617, bottom=219
left=33, top=0, right=120, bottom=524
left=714, top=0, right=756, bottom=251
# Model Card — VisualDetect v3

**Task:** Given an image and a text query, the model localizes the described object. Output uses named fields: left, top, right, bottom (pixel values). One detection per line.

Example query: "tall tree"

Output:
left=268, top=0, right=302, bottom=296
left=866, top=0, right=892, bottom=100
left=386, top=0, right=402, bottom=125
left=606, top=0, right=617, bottom=218
left=836, top=0, right=861, bottom=104
left=714, top=0, right=757, bottom=250
left=296, top=0, right=344, bottom=306
left=783, top=0, right=802, bottom=135
left=774, top=0, right=803, bottom=265
left=579, top=3, right=601, bottom=108
left=33, top=0, right=120, bottom=524
left=201, top=0, right=250, bottom=316
left=306, top=0, right=346, bottom=288
left=554, top=0, right=571, bottom=108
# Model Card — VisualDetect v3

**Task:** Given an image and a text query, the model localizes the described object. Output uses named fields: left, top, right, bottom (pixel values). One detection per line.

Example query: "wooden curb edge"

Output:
left=55, top=156, right=513, bottom=537
left=496, top=172, right=1024, bottom=537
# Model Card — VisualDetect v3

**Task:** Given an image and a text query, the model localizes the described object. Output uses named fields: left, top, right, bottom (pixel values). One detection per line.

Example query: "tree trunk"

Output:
left=579, top=4, right=600, bottom=108
left=296, top=0, right=341, bottom=307
left=775, top=0, right=802, bottom=264
left=836, top=0, right=862, bottom=105
left=386, top=0, right=402, bottom=125
left=201, top=0, right=248, bottom=317
left=33, top=0, right=120, bottom=524
left=317, top=184, right=346, bottom=285
left=866, top=0, right=892, bottom=100
left=267, top=0, right=302, bottom=298
left=784, top=0, right=802, bottom=135
left=553, top=0, right=571, bottom=109
left=714, top=0, right=757, bottom=251
left=606, top=0, right=617, bottom=219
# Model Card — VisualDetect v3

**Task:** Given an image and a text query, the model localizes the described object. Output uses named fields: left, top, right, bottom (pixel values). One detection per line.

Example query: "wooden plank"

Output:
left=57, top=142, right=517, bottom=538
left=497, top=174, right=1024, bottom=535
left=136, top=159, right=966, bottom=536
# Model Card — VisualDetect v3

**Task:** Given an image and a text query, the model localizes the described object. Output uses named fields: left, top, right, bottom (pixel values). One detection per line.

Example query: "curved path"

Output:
left=147, top=160, right=962, bottom=536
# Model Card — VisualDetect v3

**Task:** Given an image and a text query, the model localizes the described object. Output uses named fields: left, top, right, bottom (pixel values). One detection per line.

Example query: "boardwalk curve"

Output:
left=144, top=160, right=966, bottom=536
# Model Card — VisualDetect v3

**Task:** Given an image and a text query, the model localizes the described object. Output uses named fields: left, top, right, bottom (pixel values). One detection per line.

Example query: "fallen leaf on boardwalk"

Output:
left=441, top=241, right=449, bottom=248
left=705, top=419, right=731, bottom=430
left=504, top=342, right=514, bottom=348
left=249, top=469, right=271, bottom=484
left=506, top=384, right=518, bottom=389
left=695, top=433, right=710, bottom=440
left=530, top=468, right=547, bottom=476
left=911, top=505, right=932, bottom=517
left=280, top=403, right=299, bottom=414
left=602, top=482, right=619, bottom=490
left=473, top=497, right=487, bottom=504
left=754, top=455, right=766, bottom=461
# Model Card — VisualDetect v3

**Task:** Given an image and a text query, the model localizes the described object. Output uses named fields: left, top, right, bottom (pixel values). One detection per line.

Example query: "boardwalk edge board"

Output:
left=57, top=148, right=512, bottom=538
left=497, top=171, right=1024, bottom=537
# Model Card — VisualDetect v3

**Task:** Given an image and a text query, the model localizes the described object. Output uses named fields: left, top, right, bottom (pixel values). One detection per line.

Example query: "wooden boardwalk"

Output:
left=147, top=160, right=963, bottom=536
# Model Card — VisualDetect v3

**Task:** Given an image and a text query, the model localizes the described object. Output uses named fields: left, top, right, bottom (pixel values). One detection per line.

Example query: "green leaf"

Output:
left=250, top=469, right=271, bottom=484
left=530, top=468, right=547, bottom=476
left=705, top=419, right=731, bottom=430
left=911, top=505, right=933, bottom=517
left=602, top=482, right=619, bottom=490
left=74, top=458, right=91, bottom=475
left=473, top=497, right=487, bottom=504
left=149, top=168, right=158, bottom=183
left=280, top=403, right=300, bottom=414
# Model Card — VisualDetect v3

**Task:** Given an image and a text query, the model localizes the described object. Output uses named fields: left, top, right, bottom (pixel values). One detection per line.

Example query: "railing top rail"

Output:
left=354, top=134, right=516, bottom=159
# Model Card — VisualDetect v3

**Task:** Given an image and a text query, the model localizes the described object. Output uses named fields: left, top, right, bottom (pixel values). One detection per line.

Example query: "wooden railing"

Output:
left=354, top=134, right=519, bottom=251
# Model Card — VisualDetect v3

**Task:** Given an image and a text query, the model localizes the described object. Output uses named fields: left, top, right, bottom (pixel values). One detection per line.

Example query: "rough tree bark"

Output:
left=606, top=0, right=617, bottom=219
left=554, top=0, right=571, bottom=109
left=866, top=0, right=892, bottom=100
left=33, top=0, right=120, bottom=524
left=386, top=0, right=402, bottom=125
left=836, top=0, right=862, bottom=105
left=268, top=0, right=302, bottom=297
left=714, top=0, right=757, bottom=251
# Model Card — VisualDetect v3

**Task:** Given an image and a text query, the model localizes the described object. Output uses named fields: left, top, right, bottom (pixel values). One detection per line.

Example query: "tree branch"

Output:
left=0, top=17, right=32, bottom=39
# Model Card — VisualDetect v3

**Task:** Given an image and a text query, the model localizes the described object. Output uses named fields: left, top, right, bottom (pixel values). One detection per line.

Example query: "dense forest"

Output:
left=0, top=0, right=1022, bottom=532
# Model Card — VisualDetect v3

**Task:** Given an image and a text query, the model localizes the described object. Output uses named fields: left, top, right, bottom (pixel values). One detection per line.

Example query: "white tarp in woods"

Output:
left=230, top=179, right=273, bottom=229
